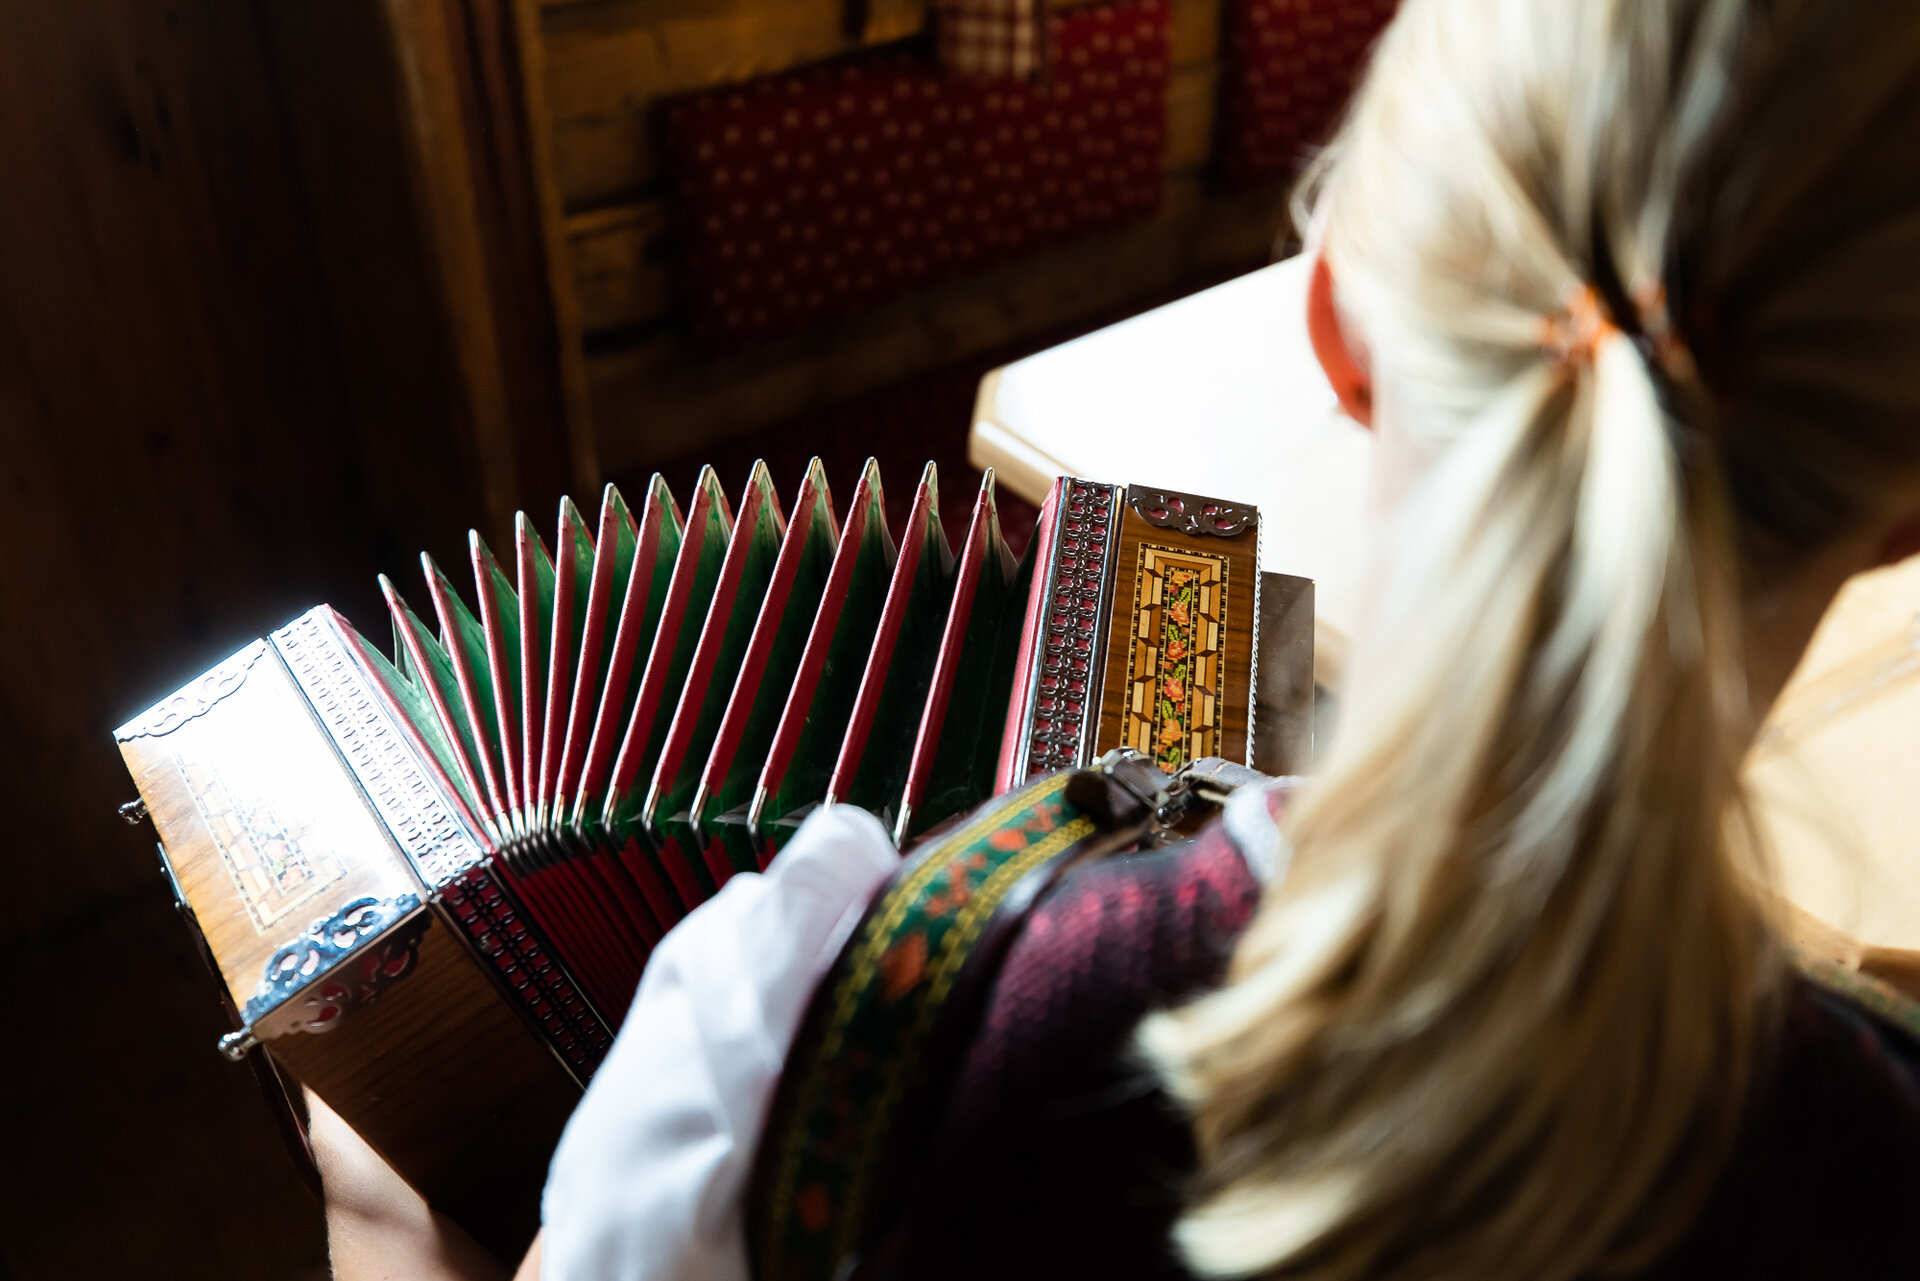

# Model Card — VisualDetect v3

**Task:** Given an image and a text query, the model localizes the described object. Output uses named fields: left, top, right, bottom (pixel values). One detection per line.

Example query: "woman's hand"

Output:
left=307, top=1087, right=542, bottom=1281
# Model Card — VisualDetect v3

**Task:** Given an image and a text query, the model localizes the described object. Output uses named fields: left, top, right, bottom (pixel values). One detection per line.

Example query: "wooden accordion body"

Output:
left=115, top=462, right=1300, bottom=1247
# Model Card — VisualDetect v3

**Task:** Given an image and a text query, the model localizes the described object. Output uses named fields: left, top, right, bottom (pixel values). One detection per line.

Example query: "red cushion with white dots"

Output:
left=1215, top=0, right=1397, bottom=191
left=662, top=0, right=1170, bottom=348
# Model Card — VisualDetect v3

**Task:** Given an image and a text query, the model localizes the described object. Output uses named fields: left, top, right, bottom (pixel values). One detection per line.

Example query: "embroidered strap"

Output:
left=748, top=769, right=1102, bottom=1281
left=747, top=752, right=1270, bottom=1281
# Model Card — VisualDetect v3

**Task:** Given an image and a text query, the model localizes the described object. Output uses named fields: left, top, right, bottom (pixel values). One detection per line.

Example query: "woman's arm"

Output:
left=307, top=1088, right=541, bottom=1281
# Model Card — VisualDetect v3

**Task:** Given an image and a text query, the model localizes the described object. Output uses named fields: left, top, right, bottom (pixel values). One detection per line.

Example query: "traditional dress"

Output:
left=904, top=828, right=1920, bottom=1279
left=541, top=785, right=1920, bottom=1280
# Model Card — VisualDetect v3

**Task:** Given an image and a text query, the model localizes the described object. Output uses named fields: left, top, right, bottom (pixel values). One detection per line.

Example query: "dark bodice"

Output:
left=904, top=830, right=1920, bottom=1279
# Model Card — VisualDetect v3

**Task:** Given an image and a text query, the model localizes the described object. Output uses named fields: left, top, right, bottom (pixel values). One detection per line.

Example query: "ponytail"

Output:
left=1135, top=3, right=1826, bottom=1277
left=1142, top=290, right=1772, bottom=1281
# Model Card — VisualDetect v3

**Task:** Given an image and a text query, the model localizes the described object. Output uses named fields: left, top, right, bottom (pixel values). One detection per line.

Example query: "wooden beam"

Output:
left=384, top=0, right=596, bottom=538
left=512, top=0, right=604, bottom=496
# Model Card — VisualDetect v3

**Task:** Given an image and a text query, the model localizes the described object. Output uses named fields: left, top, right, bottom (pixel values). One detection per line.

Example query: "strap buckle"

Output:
left=1064, top=748, right=1267, bottom=840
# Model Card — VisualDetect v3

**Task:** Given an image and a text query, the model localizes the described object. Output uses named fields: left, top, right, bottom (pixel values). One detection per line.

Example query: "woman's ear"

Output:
left=1307, top=250, right=1374, bottom=429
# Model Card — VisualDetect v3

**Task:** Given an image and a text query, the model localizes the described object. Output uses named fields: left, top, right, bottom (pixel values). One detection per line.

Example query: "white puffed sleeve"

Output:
left=539, top=805, right=899, bottom=1281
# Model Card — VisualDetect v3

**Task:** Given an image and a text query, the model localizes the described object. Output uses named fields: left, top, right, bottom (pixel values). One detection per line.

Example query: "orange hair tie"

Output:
left=1538, top=284, right=1620, bottom=366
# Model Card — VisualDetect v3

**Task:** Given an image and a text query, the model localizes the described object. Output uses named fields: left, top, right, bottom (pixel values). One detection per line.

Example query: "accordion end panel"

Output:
left=116, top=615, right=582, bottom=1260
left=1093, top=486, right=1262, bottom=773
left=1000, top=477, right=1265, bottom=788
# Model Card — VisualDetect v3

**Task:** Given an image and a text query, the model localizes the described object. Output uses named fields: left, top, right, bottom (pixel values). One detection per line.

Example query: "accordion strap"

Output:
left=746, top=750, right=1259, bottom=1281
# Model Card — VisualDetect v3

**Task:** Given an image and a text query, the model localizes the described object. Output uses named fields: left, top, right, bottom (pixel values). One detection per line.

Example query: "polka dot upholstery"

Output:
left=1216, top=0, right=1398, bottom=191
left=663, top=0, right=1171, bottom=347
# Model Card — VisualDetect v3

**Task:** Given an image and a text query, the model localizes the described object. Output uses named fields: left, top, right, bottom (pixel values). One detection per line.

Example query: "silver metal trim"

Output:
left=241, top=893, right=425, bottom=1026
left=1080, top=481, right=1125, bottom=766
left=1248, top=513, right=1263, bottom=768
left=276, top=609, right=609, bottom=1077
left=425, top=874, right=610, bottom=1091
left=115, top=641, right=270, bottom=741
left=1011, top=480, right=1070, bottom=782
left=273, top=609, right=488, bottom=890
left=687, top=781, right=712, bottom=848
left=218, top=1028, right=260, bottom=1061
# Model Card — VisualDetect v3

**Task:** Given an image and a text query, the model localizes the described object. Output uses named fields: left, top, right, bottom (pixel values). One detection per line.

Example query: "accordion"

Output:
left=114, top=460, right=1305, bottom=1248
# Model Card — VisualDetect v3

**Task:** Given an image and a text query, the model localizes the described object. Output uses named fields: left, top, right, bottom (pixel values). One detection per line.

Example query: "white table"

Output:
left=969, top=256, right=1373, bottom=687
left=1748, top=557, right=1920, bottom=979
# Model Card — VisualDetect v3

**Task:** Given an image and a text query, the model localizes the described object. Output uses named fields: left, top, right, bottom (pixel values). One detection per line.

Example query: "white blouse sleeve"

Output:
left=539, top=805, right=900, bottom=1281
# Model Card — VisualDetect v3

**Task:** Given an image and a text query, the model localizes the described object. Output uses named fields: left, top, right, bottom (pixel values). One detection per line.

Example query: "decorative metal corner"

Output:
left=243, top=893, right=426, bottom=1032
left=1125, top=486, right=1255, bottom=539
left=115, top=641, right=270, bottom=741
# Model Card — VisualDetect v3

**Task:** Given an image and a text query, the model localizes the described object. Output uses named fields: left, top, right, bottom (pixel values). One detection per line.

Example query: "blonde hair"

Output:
left=1140, top=3, right=1920, bottom=1279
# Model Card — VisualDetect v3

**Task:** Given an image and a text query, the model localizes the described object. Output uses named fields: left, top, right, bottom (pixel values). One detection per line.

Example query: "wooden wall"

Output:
left=0, top=1, right=524, bottom=1275
left=0, top=2, right=1286, bottom=1274
left=525, top=0, right=1286, bottom=477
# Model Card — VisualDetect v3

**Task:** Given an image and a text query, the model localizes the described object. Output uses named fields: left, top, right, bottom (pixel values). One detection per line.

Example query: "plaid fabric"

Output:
left=1216, top=0, right=1399, bottom=190
left=936, top=0, right=1048, bottom=82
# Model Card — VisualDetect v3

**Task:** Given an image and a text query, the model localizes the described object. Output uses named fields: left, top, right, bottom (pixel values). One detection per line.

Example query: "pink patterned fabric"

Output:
left=936, top=0, right=1047, bottom=82
left=663, top=0, right=1170, bottom=348
left=1216, top=0, right=1398, bottom=190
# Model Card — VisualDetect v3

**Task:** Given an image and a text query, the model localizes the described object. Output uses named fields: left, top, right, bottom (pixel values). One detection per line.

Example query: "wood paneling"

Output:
left=0, top=895, right=332, bottom=1279
left=586, top=175, right=1283, bottom=474
left=570, top=201, right=677, bottom=335
left=0, top=0, right=482, bottom=1274
left=0, top=0, right=404, bottom=948
left=0, top=0, right=577, bottom=1273
left=384, top=0, right=599, bottom=529
left=536, top=0, right=1269, bottom=491
left=1165, top=60, right=1222, bottom=174
left=1170, top=0, right=1222, bottom=65
left=513, top=0, right=607, bottom=503
left=258, top=0, right=504, bottom=557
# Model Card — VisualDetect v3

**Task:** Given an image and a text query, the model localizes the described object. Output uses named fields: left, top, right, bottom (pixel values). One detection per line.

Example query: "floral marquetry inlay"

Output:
left=1122, top=544, right=1229, bottom=770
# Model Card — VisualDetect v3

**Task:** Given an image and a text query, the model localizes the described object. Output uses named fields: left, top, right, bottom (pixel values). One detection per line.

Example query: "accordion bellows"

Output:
left=115, top=459, right=1273, bottom=1243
